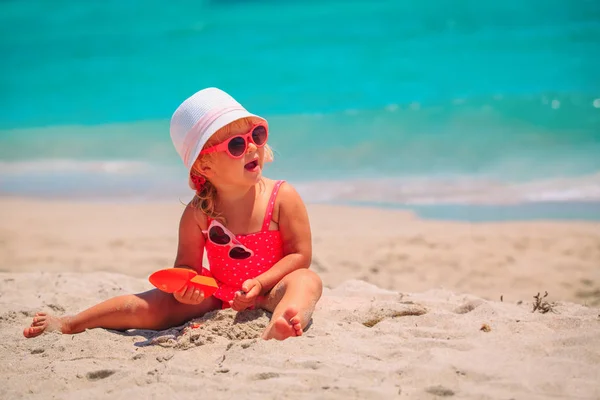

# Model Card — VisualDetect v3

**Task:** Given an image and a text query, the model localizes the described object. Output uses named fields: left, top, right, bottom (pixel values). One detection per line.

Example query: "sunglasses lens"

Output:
left=227, top=136, right=246, bottom=157
left=229, top=246, right=252, bottom=260
left=252, top=126, right=267, bottom=146
left=209, top=226, right=231, bottom=245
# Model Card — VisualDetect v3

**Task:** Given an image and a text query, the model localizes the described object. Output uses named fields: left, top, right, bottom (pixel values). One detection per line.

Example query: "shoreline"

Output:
left=1, top=194, right=599, bottom=222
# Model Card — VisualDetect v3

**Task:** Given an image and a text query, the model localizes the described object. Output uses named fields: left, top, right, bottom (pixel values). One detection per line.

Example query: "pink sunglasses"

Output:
left=200, top=123, right=268, bottom=159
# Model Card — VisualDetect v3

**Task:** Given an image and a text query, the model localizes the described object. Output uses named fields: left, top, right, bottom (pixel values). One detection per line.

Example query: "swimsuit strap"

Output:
left=261, top=180, right=285, bottom=232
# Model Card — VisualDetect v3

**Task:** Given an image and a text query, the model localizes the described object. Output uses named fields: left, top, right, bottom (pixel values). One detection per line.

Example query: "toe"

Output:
left=23, top=326, right=42, bottom=338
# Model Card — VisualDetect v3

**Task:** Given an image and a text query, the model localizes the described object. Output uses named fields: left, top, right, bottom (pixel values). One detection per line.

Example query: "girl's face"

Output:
left=200, top=120, right=266, bottom=188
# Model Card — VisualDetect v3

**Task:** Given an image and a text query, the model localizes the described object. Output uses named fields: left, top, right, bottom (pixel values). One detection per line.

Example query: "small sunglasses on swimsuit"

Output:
left=205, top=220, right=254, bottom=260
left=200, top=123, right=268, bottom=159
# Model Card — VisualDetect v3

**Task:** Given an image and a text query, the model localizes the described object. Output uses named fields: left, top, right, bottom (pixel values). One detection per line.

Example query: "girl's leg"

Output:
left=258, top=269, right=322, bottom=340
left=23, top=289, right=222, bottom=338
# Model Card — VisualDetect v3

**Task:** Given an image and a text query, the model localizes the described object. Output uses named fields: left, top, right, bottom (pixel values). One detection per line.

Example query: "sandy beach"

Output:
left=1, top=197, right=599, bottom=399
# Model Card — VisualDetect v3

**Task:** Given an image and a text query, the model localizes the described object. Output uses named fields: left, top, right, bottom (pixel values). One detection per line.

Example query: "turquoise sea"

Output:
left=1, top=0, right=600, bottom=220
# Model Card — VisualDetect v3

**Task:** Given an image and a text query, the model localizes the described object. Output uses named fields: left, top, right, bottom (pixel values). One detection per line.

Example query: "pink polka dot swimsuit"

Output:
left=203, top=180, right=285, bottom=307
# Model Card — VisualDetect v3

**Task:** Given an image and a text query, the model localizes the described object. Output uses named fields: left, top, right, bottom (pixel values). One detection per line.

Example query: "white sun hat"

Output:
left=169, top=87, right=267, bottom=171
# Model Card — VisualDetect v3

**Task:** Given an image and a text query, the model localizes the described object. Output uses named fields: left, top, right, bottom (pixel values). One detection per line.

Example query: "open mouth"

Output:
left=244, top=160, right=259, bottom=171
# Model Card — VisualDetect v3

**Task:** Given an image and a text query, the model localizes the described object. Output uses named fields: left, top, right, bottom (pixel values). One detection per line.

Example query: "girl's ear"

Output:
left=198, top=159, right=215, bottom=178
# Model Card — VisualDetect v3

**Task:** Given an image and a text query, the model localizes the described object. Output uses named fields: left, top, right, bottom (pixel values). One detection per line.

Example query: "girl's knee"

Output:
left=290, top=268, right=323, bottom=295
left=132, top=290, right=180, bottom=328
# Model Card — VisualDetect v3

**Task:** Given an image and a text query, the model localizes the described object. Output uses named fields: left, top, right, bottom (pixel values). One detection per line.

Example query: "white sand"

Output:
left=1, top=198, right=599, bottom=399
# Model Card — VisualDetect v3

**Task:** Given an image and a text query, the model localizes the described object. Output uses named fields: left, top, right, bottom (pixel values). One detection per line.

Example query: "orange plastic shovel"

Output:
left=149, top=268, right=218, bottom=298
left=189, top=275, right=219, bottom=298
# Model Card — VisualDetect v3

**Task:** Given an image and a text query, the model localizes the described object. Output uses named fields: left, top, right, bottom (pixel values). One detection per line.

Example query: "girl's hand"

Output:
left=173, top=285, right=205, bottom=305
left=229, top=279, right=262, bottom=311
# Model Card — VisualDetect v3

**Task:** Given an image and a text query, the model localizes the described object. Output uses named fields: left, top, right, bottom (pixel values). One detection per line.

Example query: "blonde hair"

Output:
left=190, top=117, right=274, bottom=222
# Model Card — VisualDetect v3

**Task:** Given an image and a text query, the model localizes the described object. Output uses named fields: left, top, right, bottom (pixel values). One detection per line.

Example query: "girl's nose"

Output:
left=246, top=141, right=258, bottom=153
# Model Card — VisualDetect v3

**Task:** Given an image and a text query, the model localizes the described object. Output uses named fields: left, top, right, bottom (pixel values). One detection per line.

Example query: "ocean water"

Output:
left=1, top=0, right=600, bottom=219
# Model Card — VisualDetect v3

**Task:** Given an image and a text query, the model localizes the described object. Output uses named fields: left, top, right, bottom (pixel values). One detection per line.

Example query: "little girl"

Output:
left=23, top=88, right=323, bottom=341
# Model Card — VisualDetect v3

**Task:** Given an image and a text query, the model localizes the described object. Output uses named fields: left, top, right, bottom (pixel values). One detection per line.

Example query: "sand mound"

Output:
left=1, top=273, right=599, bottom=399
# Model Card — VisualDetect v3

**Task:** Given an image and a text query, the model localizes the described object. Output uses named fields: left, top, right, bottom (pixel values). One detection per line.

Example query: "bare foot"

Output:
left=262, top=306, right=303, bottom=340
left=23, top=312, right=69, bottom=338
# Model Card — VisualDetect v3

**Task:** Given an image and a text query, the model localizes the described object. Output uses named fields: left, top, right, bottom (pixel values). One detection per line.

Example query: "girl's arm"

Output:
left=171, top=204, right=210, bottom=305
left=173, top=203, right=207, bottom=274
left=256, top=183, right=312, bottom=294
